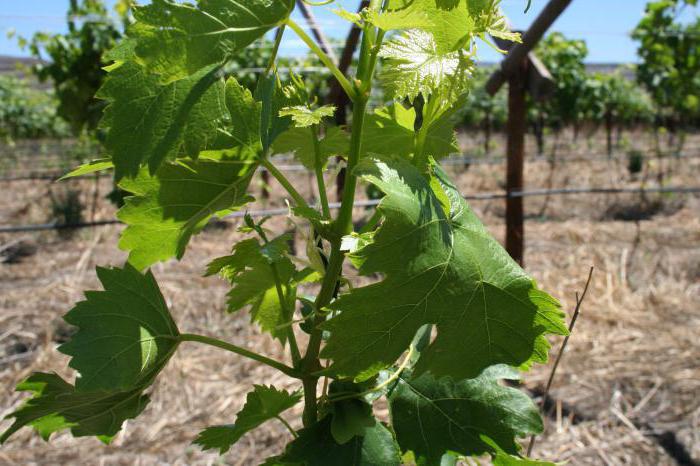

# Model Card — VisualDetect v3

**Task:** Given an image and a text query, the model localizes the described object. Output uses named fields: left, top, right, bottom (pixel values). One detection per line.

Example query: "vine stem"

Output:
left=271, top=264, right=302, bottom=365
left=298, top=2, right=387, bottom=426
left=275, top=415, right=298, bottom=438
left=286, top=19, right=357, bottom=102
left=178, top=333, right=300, bottom=379
left=311, top=125, right=331, bottom=218
left=259, top=157, right=310, bottom=210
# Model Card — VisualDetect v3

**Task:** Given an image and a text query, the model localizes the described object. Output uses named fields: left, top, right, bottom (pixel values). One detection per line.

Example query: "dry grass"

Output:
left=1, top=131, right=699, bottom=465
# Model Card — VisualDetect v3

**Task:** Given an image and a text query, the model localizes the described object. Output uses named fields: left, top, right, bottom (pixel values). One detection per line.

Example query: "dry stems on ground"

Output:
left=1, top=132, right=698, bottom=465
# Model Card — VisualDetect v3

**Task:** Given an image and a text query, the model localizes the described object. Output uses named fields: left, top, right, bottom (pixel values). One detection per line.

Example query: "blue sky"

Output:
left=0, top=0, right=697, bottom=63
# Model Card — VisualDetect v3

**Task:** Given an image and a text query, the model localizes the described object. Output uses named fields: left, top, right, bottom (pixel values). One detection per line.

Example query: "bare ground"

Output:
left=0, top=132, right=699, bottom=465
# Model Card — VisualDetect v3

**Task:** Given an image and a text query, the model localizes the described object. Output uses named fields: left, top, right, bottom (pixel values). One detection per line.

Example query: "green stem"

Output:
left=266, top=26, right=286, bottom=74
left=286, top=19, right=357, bottom=102
left=311, top=126, right=331, bottom=218
left=335, top=96, right=369, bottom=233
left=270, top=265, right=302, bottom=365
left=254, top=227, right=301, bottom=367
left=275, top=415, right=298, bottom=438
left=260, top=157, right=309, bottom=210
left=299, top=96, right=371, bottom=428
left=298, top=0, right=384, bottom=427
left=413, top=123, right=430, bottom=171
left=178, top=333, right=300, bottom=379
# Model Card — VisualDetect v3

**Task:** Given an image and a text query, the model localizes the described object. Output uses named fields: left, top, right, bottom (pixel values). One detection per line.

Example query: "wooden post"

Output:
left=485, top=0, right=573, bottom=265
left=505, top=61, right=528, bottom=267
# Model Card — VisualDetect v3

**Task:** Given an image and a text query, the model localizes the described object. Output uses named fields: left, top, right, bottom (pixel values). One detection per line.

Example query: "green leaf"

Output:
left=363, top=104, right=458, bottom=160
left=363, top=5, right=432, bottom=31
left=375, top=0, right=477, bottom=53
left=321, top=158, right=568, bottom=381
left=273, top=126, right=350, bottom=170
left=379, top=29, right=474, bottom=103
left=328, top=381, right=376, bottom=445
left=1, top=265, right=179, bottom=444
left=266, top=416, right=402, bottom=466
left=98, top=61, right=228, bottom=178
left=194, top=385, right=301, bottom=455
left=225, top=77, right=262, bottom=149
left=207, top=236, right=296, bottom=343
left=0, top=373, right=150, bottom=444
left=129, top=0, right=295, bottom=82
left=118, top=152, right=257, bottom=270
left=59, top=159, right=114, bottom=180
left=280, top=105, right=336, bottom=128
left=60, top=264, right=179, bottom=391
left=389, top=365, right=543, bottom=465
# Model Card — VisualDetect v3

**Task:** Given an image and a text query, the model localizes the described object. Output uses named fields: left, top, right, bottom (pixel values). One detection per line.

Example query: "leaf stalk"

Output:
left=178, top=333, right=300, bottom=379
left=286, top=19, right=357, bottom=102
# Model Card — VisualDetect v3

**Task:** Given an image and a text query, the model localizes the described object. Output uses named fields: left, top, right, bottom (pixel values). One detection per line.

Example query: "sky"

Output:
left=0, top=0, right=697, bottom=64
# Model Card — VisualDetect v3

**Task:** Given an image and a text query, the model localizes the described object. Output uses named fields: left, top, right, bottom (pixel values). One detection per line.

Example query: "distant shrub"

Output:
left=0, top=76, right=70, bottom=141
left=627, top=149, right=644, bottom=175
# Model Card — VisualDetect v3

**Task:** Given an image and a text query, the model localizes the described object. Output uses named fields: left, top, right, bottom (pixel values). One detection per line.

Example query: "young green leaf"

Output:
left=264, top=416, right=402, bottom=466
left=194, top=385, right=302, bottom=455
left=59, top=159, right=114, bottom=180
left=327, top=380, right=376, bottom=445
left=280, top=105, right=336, bottom=128
left=273, top=126, right=349, bottom=170
left=363, top=104, right=458, bottom=160
left=374, top=0, right=478, bottom=53
left=0, top=373, right=150, bottom=444
left=379, top=29, right=474, bottom=104
left=129, top=0, right=295, bottom=82
left=389, top=365, right=543, bottom=464
left=60, top=264, right=179, bottom=391
left=98, top=61, right=228, bottom=178
left=207, top=236, right=297, bottom=343
left=321, top=158, right=568, bottom=381
left=118, top=152, right=257, bottom=270
left=226, top=78, right=262, bottom=149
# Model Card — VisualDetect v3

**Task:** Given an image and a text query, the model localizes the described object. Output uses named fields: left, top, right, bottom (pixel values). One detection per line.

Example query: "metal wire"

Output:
left=1, top=185, right=698, bottom=234
left=2, top=147, right=698, bottom=183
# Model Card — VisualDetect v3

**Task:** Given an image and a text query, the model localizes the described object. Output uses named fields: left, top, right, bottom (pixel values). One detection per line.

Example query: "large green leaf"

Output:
left=373, top=0, right=476, bottom=52
left=379, top=29, right=474, bottom=103
left=321, top=158, right=568, bottom=381
left=265, top=416, right=402, bottom=466
left=0, top=373, right=149, bottom=444
left=118, top=152, right=257, bottom=270
left=194, top=385, right=302, bottom=454
left=98, top=61, right=228, bottom=179
left=207, top=236, right=297, bottom=343
left=130, top=0, right=295, bottom=82
left=389, top=365, right=543, bottom=465
left=372, top=0, right=516, bottom=52
left=273, top=126, right=350, bottom=169
left=60, top=265, right=179, bottom=391
left=1, top=265, right=180, bottom=444
left=363, top=104, right=458, bottom=160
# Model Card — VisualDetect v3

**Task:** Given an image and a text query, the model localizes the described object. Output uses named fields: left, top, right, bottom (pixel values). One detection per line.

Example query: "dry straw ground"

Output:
left=1, top=132, right=698, bottom=465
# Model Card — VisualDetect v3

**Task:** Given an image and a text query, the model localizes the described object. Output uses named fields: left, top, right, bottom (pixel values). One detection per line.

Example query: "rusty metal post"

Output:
left=505, top=61, right=529, bottom=266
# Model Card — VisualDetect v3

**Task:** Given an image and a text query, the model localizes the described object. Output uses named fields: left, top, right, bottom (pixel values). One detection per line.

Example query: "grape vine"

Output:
left=1, top=1, right=568, bottom=464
